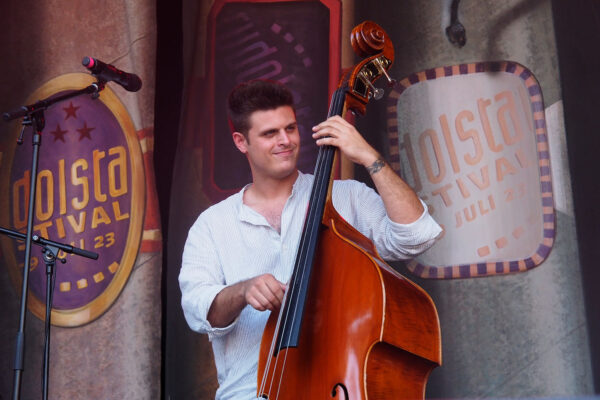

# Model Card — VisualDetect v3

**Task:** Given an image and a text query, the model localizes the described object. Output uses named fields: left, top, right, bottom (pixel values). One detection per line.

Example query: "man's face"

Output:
left=233, top=105, right=300, bottom=181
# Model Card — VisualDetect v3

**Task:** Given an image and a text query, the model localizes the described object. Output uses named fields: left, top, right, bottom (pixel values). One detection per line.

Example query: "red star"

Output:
left=49, top=123, right=68, bottom=142
left=76, top=122, right=95, bottom=141
left=63, top=101, right=80, bottom=120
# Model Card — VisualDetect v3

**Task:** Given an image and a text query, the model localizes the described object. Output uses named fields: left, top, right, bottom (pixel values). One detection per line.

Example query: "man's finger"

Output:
left=248, top=290, right=273, bottom=311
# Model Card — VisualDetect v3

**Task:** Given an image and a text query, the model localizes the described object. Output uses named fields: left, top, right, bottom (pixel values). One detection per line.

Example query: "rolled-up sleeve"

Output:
left=179, top=215, right=237, bottom=339
left=381, top=201, right=443, bottom=258
left=333, top=180, right=442, bottom=261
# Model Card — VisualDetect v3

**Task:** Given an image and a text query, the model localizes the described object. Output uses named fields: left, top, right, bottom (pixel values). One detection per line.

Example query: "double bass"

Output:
left=257, top=21, right=441, bottom=399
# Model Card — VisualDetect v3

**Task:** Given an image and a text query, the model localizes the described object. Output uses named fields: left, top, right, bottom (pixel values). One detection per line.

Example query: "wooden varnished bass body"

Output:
left=257, top=21, right=441, bottom=399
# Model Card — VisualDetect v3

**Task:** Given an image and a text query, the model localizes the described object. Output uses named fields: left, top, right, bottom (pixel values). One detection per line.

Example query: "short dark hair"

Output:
left=227, top=79, right=295, bottom=137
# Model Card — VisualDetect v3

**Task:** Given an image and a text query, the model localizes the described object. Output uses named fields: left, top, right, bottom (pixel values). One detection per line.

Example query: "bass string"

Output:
left=259, top=88, right=347, bottom=398
left=264, top=143, right=332, bottom=398
left=258, top=143, right=329, bottom=398
left=261, top=143, right=337, bottom=399
left=259, top=143, right=331, bottom=398
left=272, top=144, right=334, bottom=398
left=258, top=270, right=290, bottom=396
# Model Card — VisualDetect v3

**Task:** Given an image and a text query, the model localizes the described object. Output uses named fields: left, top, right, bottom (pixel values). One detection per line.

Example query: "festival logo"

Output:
left=0, top=73, right=145, bottom=326
left=387, top=62, right=554, bottom=278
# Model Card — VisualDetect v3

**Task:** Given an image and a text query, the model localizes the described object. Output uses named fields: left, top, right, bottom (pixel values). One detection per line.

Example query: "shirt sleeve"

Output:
left=179, top=214, right=238, bottom=339
left=332, top=180, right=442, bottom=261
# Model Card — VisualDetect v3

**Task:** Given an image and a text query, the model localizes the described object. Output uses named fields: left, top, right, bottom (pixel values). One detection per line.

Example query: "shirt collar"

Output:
left=237, top=170, right=306, bottom=226
left=237, top=184, right=265, bottom=226
left=291, top=170, right=309, bottom=196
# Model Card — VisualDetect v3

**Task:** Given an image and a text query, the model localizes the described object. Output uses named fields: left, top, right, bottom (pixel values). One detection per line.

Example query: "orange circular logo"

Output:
left=0, top=73, right=145, bottom=326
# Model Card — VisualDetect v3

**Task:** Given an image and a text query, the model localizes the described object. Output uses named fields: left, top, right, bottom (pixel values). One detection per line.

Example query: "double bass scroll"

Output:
left=257, top=20, right=441, bottom=400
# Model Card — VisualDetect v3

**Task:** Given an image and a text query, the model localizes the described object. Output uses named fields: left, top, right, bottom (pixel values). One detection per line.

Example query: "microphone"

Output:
left=81, top=56, right=142, bottom=92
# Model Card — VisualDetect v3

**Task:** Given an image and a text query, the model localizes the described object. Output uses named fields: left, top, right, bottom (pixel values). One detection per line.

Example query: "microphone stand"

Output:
left=2, top=81, right=105, bottom=400
left=0, top=228, right=98, bottom=399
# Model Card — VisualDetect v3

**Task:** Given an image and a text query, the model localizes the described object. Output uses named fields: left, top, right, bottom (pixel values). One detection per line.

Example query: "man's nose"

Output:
left=278, top=130, right=291, bottom=145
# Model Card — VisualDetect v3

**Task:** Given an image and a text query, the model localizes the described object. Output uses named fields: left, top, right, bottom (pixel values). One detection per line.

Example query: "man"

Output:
left=179, top=79, right=441, bottom=399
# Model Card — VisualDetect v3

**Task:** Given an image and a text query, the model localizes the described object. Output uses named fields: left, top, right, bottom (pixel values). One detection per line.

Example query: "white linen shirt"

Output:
left=179, top=171, right=441, bottom=400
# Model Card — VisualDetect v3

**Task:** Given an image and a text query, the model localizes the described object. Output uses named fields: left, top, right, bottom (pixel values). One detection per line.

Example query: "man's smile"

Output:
left=273, top=147, right=295, bottom=156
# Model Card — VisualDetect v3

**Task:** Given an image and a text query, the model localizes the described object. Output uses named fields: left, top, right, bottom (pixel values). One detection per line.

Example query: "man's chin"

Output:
left=272, top=165, right=298, bottom=180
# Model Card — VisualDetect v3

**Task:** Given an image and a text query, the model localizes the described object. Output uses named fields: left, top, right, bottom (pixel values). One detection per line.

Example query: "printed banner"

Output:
left=0, top=73, right=145, bottom=326
left=387, top=62, right=554, bottom=278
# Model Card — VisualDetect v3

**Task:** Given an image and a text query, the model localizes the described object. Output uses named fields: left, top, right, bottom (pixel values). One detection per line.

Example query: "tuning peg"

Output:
left=358, top=71, right=385, bottom=100
left=381, top=68, right=396, bottom=87
left=374, top=57, right=396, bottom=86
left=371, top=86, right=385, bottom=100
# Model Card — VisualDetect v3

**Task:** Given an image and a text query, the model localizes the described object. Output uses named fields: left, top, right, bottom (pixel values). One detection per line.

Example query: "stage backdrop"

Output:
left=164, top=0, right=358, bottom=397
left=352, top=0, right=593, bottom=397
left=165, top=0, right=594, bottom=398
left=0, top=1, right=161, bottom=399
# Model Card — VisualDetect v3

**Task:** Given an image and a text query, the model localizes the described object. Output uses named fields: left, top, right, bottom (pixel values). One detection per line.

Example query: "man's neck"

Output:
left=245, top=169, right=299, bottom=203
left=243, top=170, right=299, bottom=233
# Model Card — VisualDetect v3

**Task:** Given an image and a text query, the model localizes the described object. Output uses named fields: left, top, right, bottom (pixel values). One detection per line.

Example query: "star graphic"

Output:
left=63, top=101, right=80, bottom=120
left=76, top=122, right=95, bottom=141
left=49, top=123, right=68, bottom=142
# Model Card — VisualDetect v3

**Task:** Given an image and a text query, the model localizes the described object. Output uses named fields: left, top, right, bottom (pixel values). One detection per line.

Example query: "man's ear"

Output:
left=232, top=131, right=248, bottom=153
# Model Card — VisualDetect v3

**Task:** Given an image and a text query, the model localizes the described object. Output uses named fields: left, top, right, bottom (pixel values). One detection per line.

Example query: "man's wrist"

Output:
left=366, top=157, right=386, bottom=175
